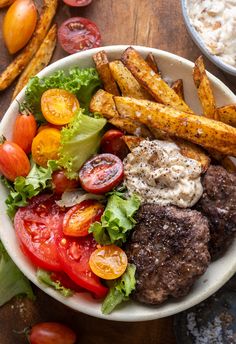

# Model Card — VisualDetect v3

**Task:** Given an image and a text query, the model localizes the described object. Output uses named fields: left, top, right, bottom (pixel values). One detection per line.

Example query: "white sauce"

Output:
left=124, top=140, right=203, bottom=208
left=187, top=0, right=236, bottom=67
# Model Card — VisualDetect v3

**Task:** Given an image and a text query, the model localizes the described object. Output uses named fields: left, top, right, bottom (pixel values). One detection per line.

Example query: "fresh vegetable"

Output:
left=58, top=17, right=101, bottom=54
left=55, top=189, right=104, bottom=208
left=0, top=241, right=34, bottom=307
left=58, top=110, right=106, bottom=179
left=41, top=89, right=80, bottom=125
left=63, top=0, right=92, bottom=7
left=100, top=129, right=129, bottom=159
left=29, top=322, right=77, bottom=344
left=79, top=153, right=124, bottom=194
left=3, top=0, right=37, bottom=54
left=12, top=113, right=37, bottom=154
left=37, top=269, right=74, bottom=297
left=32, top=128, right=61, bottom=167
left=63, top=200, right=104, bottom=237
left=52, top=170, right=79, bottom=194
left=89, top=245, right=128, bottom=280
left=14, top=194, right=65, bottom=271
left=89, top=193, right=140, bottom=246
left=102, top=264, right=136, bottom=314
left=0, top=139, right=30, bottom=181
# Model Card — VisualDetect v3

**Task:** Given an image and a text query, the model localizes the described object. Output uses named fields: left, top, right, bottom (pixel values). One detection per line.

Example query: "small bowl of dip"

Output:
left=181, top=0, right=236, bottom=76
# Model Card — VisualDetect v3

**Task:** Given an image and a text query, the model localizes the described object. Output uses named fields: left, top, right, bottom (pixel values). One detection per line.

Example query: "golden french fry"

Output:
left=122, top=135, right=145, bottom=151
left=145, top=52, right=160, bottom=74
left=0, top=0, right=58, bottom=91
left=12, top=24, right=57, bottom=99
left=114, top=96, right=236, bottom=156
left=90, top=89, right=119, bottom=119
left=171, top=79, right=184, bottom=100
left=121, top=47, right=193, bottom=113
left=221, top=156, right=236, bottom=173
left=217, top=104, right=236, bottom=128
left=109, top=117, right=153, bottom=138
left=93, top=51, right=120, bottom=96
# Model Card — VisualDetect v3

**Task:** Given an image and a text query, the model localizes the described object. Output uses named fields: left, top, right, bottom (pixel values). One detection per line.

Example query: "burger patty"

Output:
left=126, top=204, right=210, bottom=305
left=196, top=165, right=236, bottom=258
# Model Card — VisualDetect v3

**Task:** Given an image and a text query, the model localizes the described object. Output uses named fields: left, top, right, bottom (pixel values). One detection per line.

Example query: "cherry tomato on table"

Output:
left=100, top=129, right=129, bottom=160
left=52, top=170, right=79, bottom=194
left=12, top=113, right=37, bottom=154
left=63, top=0, right=92, bottom=6
left=29, top=322, right=76, bottom=344
left=58, top=17, right=101, bottom=54
left=79, top=153, right=124, bottom=194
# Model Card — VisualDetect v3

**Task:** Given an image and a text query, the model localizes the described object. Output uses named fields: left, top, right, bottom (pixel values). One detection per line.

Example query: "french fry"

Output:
left=122, top=135, right=145, bottom=151
left=114, top=96, right=236, bottom=156
left=12, top=24, right=57, bottom=99
left=171, top=79, right=184, bottom=100
left=93, top=51, right=120, bottom=96
left=221, top=156, right=236, bottom=173
left=193, top=56, right=218, bottom=119
left=0, top=0, right=58, bottom=91
left=217, top=104, right=236, bottom=128
left=121, top=47, right=193, bottom=113
left=145, top=52, right=160, bottom=74
left=109, top=118, right=153, bottom=138
left=109, top=60, right=152, bottom=100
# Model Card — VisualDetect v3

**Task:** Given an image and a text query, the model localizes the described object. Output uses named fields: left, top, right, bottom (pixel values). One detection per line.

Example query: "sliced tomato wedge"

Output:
left=100, top=129, right=129, bottom=160
left=14, top=194, right=65, bottom=271
left=56, top=233, right=108, bottom=298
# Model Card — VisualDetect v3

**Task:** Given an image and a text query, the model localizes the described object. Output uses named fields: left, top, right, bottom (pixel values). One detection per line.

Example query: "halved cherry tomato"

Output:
left=58, top=17, right=101, bottom=54
left=29, top=322, right=77, bottom=344
left=37, top=124, right=64, bottom=133
left=32, top=128, right=61, bottom=167
left=41, top=89, right=79, bottom=125
left=12, top=113, right=37, bottom=154
left=14, top=194, right=65, bottom=271
left=52, top=170, right=79, bottom=194
left=100, top=129, right=129, bottom=160
left=89, top=245, right=128, bottom=280
left=63, top=200, right=104, bottom=237
left=56, top=233, right=108, bottom=298
left=0, top=139, right=30, bottom=181
left=63, top=0, right=92, bottom=6
left=79, top=153, right=124, bottom=194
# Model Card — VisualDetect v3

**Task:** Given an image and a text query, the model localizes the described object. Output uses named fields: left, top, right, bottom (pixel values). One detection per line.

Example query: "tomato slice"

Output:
left=89, top=245, right=128, bottom=280
left=79, top=153, right=124, bottom=194
left=63, top=200, right=104, bottom=237
left=52, top=170, right=79, bottom=195
left=50, top=271, right=84, bottom=293
left=100, top=129, right=129, bottom=160
left=63, top=0, right=92, bottom=6
left=58, top=17, right=101, bottom=54
left=14, top=194, right=66, bottom=271
left=41, top=89, right=80, bottom=125
left=56, top=233, right=108, bottom=298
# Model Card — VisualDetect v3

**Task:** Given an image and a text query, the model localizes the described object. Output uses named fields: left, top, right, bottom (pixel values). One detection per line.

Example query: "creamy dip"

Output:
left=187, top=0, right=236, bottom=67
left=123, top=140, right=203, bottom=208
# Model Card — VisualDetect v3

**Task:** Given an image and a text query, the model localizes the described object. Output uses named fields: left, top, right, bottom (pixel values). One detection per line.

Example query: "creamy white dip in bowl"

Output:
left=181, top=0, right=236, bottom=76
left=0, top=46, right=236, bottom=322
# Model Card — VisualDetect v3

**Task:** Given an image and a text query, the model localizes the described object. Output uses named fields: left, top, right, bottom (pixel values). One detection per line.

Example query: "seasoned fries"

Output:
left=93, top=51, right=120, bottom=96
left=110, top=118, right=153, bottom=138
left=171, top=79, right=184, bottom=100
left=217, top=105, right=236, bottom=128
left=145, top=52, right=160, bottom=74
left=0, top=0, right=58, bottom=91
left=122, top=136, right=145, bottom=151
left=12, top=24, right=57, bottom=99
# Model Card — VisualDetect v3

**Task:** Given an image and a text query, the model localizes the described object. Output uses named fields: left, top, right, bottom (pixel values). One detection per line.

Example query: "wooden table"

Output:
left=0, top=1, right=235, bottom=343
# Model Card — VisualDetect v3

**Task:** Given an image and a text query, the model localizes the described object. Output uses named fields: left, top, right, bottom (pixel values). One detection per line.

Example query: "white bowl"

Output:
left=1, top=45, right=236, bottom=322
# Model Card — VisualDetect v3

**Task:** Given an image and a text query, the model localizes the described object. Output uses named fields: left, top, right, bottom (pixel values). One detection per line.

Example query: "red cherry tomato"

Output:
left=56, top=233, right=108, bottom=298
left=14, top=194, right=66, bottom=271
left=29, top=322, right=76, bottom=344
left=63, top=200, right=104, bottom=237
left=0, top=139, right=30, bottom=181
left=63, top=0, right=92, bottom=6
left=52, top=170, right=79, bottom=194
left=79, top=153, right=124, bottom=194
left=12, top=113, right=37, bottom=154
left=100, top=129, right=129, bottom=160
left=58, top=17, right=101, bottom=54
left=50, top=271, right=84, bottom=292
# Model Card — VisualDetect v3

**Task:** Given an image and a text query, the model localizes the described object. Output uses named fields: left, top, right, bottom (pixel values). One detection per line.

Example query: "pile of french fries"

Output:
left=90, top=47, right=236, bottom=173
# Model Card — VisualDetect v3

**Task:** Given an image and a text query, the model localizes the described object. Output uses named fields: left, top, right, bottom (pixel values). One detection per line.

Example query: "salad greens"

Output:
left=102, top=264, right=136, bottom=314
left=89, top=193, right=141, bottom=246
left=36, top=269, right=73, bottom=298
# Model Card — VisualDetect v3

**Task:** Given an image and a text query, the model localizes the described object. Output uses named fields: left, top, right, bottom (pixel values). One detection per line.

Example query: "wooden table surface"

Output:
left=0, top=1, right=235, bottom=343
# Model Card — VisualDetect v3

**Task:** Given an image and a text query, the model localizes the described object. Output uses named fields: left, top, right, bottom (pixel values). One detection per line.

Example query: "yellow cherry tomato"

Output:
left=41, top=89, right=80, bottom=125
left=32, top=128, right=61, bottom=167
left=89, top=245, right=128, bottom=280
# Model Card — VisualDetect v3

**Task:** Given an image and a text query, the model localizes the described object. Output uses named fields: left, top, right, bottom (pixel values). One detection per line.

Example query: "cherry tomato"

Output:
left=0, top=139, right=30, bottom=181
left=3, top=0, right=37, bottom=54
left=56, top=233, right=108, bottom=298
left=58, top=17, right=101, bottom=54
left=63, top=0, right=92, bottom=6
left=63, top=200, right=104, bottom=237
left=14, top=194, right=65, bottom=271
left=41, top=89, right=80, bottom=125
left=32, top=128, right=61, bottom=167
left=89, top=245, right=128, bottom=280
left=100, top=129, right=129, bottom=160
left=52, top=170, right=79, bottom=194
left=79, top=153, right=124, bottom=194
left=50, top=271, right=84, bottom=292
left=29, top=322, right=76, bottom=344
left=12, top=113, right=37, bottom=154
left=37, top=124, right=64, bottom=133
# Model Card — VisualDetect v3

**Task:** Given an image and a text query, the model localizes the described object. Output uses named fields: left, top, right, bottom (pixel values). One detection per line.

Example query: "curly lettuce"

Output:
left=37, top=269, right=73, bottom=298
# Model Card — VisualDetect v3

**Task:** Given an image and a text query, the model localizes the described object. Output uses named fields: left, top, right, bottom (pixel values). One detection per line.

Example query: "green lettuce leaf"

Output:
left=89, top=193, right=140, bottom=246
left=0, top=241, right=34, bottom=306
left=36, top=269, right=73, bottom=298
left=58, top=109, right=106, bottom=179
left=102, top=264, right=136, bottom=314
